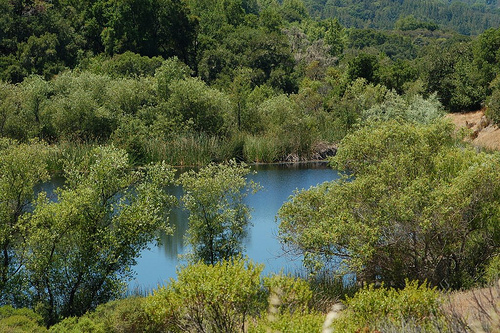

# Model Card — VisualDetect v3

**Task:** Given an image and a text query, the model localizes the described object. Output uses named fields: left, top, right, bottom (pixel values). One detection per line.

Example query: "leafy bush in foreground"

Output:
left=0, top=305, right=47, bottom=333
left=145, top=258, right=264, bottom=333
left=330, top=280, right=446, bottom=332
left=49, top=297, right=160, bottom=333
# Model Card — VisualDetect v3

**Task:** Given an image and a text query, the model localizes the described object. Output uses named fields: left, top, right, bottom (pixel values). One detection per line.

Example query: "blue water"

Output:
left=129, top=163, right=340, bottom=291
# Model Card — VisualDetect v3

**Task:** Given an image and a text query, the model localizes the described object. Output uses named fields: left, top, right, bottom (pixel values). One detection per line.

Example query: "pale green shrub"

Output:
left=329, top=280, right=446, bottom=332
left=145, top=258, right=264, bottom=333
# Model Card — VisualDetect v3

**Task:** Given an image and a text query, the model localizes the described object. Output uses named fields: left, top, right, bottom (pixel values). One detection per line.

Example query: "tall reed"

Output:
left=143, top=134, right=236, bottom=166
left=45, top=141, right=97, bottom=175
left=243, top=135, right=282, bottom=163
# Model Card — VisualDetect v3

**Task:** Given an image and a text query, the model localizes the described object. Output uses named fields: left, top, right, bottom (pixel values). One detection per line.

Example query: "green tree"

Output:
left=24, top=146, right=176, bottom=325
left=0, top=140, right=50, bottom=306
left=0, top=76, right=52, bottom=142
left=166, top=77, right=232, bottom=135
left=100, top=0, right=198, bottom=65
left=394, top=15, right=438, bottom=31
left=18, top=33, right=65, bottom=80
left=178, top=161, right=260, bottom=265
left=228, top=67, right=254, bottom=132
left=420, top=39, right=484, bottom=111
left=486, top=82, right=500, bottom=125
left=155, top=57, right=191, bottom=100
left=347, top=53, right=380, bottom=84
left=42, top=72, right=115, bottom=142
left=324, top=18, right=345, bottom=57
left=83, top=51, right=164, bottom=78
left=278, top=120, right=500, bottom=289
left=257, top=94, right=318, bottom=158
left=378, top=59, right=417, bottom=94
left=280, top=0, right=309, bottom=23
left=473, top=27, right=500, bottom=90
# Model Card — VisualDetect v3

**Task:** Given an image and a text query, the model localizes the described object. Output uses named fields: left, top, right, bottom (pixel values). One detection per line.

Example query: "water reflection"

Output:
left=160, top=205, right=189, bottom=260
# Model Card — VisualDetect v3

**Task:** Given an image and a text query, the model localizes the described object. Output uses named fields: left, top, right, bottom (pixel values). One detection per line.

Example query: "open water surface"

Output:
left=130, top=163, right=340, bottom=291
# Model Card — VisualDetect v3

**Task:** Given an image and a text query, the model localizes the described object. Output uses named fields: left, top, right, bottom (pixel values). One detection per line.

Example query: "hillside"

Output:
left=447, top=110, right=500, bottom=150
left=304, top=0, right=500, bottom=35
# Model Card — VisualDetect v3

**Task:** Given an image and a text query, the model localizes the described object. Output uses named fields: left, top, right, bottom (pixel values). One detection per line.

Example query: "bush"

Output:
left=248, top=312, right=325, bottom=333
left=262, top=274, right=313, bottom=315
left=484, top=254, right=500, bottom=285
left=0, top=305, right=47, bottom=333
left=329, top=280, right=446, bottom=332
left=83, top=52, right=164, bottom=78
left=49, top=297, right=160, bottom=333
left=49, top=317, right=104, bottom=333
left=486, top=88, right=500, bottom=125
left=145, top=258, right=264, bottom=332
left=362, top=91, right=443, bottom=125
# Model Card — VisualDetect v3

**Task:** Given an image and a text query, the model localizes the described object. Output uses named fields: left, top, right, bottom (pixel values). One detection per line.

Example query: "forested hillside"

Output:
left=2, top=0, right=500, bottom=165
left=3, top=0, right=500, bottom=331
left=304, top=0, right=500, bottom=35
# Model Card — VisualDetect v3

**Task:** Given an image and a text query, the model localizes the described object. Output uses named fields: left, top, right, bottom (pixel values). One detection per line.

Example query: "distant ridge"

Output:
left=304, top=0, right=500, bottom=35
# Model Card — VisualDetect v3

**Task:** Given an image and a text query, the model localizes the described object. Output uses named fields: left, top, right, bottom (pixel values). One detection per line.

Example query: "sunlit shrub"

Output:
left=48, top=297, right=163, bottom=333
left=145, top=258, right=264, bottom=332
left=329, top=280, right=446, bottom=332
left=248, top=312, right=325, bottom=333
left=262, top=274, right=313, bottom=315
left=0, top=306, right=47, bottom=333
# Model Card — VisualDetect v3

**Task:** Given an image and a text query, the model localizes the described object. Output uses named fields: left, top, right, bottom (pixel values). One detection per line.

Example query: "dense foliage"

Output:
left=2, top=0, right=500, bottom=164
left=0, top=143, right=176, bottom=325
left=304, top=0, right=500, bottom=35
left=3, top=0, right=500, bottom=330
left=178, top=161, right=260, bottom=264
left=279, top=120, right=500, bottom=289
left=146, top=258, right=264, bottom=332
left=330, top=280, right=447, bottom=332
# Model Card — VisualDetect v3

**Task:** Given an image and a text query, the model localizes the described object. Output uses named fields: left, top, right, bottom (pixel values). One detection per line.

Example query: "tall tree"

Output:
left=24, top=146, right=176, bottom=324
left=279, top=120, right=500, bottom=289
left=178, top=160, right=260, bottom=265
left=101, top=0, right=198, bottom=65
left=0, top=140, right=50, bottom=307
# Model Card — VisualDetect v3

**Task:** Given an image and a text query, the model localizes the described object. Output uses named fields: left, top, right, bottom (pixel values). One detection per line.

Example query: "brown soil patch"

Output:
left=446, top=110, right=500, bottom=151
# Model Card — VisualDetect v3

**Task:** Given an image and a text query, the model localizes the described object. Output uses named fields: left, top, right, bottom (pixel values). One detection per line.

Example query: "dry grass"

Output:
left=446, top=110, right=500, bottom=151
left=444, top=281, right=500, bottom=332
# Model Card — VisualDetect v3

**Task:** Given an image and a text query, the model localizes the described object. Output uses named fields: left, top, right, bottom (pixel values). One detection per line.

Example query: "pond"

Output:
left=129, top=163, right=340, bottom=291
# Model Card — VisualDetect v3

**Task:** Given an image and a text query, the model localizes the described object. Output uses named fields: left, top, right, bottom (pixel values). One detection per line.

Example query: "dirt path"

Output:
left=446, top=110, right=500, bottom=151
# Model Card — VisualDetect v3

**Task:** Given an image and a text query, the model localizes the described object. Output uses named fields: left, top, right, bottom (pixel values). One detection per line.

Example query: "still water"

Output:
left=129, top=163, right=340, bottom=291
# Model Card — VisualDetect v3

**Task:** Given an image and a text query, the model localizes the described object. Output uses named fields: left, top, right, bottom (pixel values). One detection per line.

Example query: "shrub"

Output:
left=0, top=306, right=47, bottom=333
left=250, top=274, right=325, bottom=333
left=248, top=312, right=325, bottom=333
left=49, top=297, right=161, bottom=333
left=49, top=317, right=104, bottom=333
left=329, top=280, right=446, bottom=332
left=262, top=274, right=313, bottom=315
left=84, top=52, right=164, bottom=78
left=484, top=254, right=500, bottom=285
left=486, top=88, right=500, bottom=125
left=145, top=258, right=264, bottom=332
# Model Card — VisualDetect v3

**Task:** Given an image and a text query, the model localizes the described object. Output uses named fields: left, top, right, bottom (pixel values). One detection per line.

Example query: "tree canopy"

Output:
left=0, top=144, right=176, bottom=325
left=178, top=160, right=260, bottom=265
left=278, top=120, right=500, bottom=289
